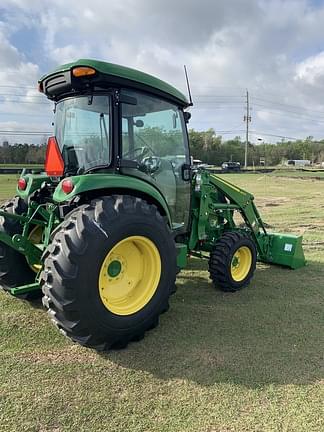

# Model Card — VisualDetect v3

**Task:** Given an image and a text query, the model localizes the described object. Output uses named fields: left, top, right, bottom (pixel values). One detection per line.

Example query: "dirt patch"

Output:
left=256, top=196, right=290, bottom=208
left=286, top=222, right=324, bottom=236
left=298, top=223, right=324, bottom=230
left=302, top=240, right=324, bottom=251
left=274, top=175, right=324, bottom=181
left=264, top=202, right=280, bottom=207
left=19, top=345, right=99, bottom=365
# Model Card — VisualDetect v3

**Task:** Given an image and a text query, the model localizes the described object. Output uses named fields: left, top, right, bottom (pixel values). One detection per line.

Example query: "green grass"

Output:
left=0, top=175, right=19, bottom=201
left=269, top=169, right=324, bottom=179
left=0, top=174, right=323, bottom=432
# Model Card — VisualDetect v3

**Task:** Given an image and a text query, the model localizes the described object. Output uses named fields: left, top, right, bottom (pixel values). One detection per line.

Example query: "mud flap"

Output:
left=260, top=233, right=306, bottom=269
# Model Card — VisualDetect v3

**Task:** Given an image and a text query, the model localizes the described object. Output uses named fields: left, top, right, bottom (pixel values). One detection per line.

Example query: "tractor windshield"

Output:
left=55, top=95, right=111, bottom=174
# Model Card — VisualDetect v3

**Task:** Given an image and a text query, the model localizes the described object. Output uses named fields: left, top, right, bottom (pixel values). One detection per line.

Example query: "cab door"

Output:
left=120, top=90, right=191, bottom=230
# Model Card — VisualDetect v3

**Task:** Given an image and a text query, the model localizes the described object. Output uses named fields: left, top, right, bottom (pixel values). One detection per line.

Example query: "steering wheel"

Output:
left=123, top=146, right=154, bottom=161
left=141, top=156, right=161, bottom=174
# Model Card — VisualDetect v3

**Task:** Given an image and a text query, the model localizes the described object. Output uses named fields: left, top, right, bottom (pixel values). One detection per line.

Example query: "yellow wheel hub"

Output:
left=231, top=246, right=252, bottom=282
left=27, top=225, right=43, bottom=273
left=98, top=236, right=161, bottom=316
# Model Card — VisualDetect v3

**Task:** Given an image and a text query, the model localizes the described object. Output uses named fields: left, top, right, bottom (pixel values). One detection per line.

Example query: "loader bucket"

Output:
left=261, top=232, right=306, bottom=269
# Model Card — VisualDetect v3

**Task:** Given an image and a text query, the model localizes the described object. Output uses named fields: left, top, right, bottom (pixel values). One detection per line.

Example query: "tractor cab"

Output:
left=40, top=60, right=192, bottom=229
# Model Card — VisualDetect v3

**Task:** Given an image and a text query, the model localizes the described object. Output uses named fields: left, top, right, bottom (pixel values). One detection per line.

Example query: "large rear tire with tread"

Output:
left=0, top=197, right=41, bottom=300
left=208, top=231, right=257, bottom=292
left=40, top=195, right=177, bottom=350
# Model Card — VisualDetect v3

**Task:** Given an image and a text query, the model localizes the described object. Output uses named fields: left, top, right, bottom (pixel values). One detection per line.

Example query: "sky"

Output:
left=1, top=0, right=324, bottom=144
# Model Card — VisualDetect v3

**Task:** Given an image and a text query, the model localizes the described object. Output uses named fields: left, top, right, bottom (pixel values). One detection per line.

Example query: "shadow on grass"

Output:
left=104, top=258, right=324, bottom=388
left=27, top=297, right=44, bottom=310
left=0, top=291, right=43, bottom=309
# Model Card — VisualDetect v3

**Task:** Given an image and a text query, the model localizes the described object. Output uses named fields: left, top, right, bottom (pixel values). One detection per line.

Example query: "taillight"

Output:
left=18, top=177, right=27, bottom=190
left=45, top=136, right=64, bottom=176
left=61, top=179, right=74, bottom=194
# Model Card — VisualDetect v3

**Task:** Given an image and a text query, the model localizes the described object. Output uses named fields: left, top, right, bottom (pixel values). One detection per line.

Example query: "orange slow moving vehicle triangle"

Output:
left=45, top=136, right=64, bottom=176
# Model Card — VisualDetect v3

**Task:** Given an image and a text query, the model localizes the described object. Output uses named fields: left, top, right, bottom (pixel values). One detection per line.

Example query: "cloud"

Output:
left=1, top=0, right=324, bottom=142
left=0, top=22, right=52, bottom=141
left=295, top=51, right=324, bottom=85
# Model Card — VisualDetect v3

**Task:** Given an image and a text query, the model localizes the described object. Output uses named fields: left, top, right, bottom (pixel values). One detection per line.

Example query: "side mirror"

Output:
left=134, top=119, right=144, bottom=128
left=183, top=111, right=191, bottom=123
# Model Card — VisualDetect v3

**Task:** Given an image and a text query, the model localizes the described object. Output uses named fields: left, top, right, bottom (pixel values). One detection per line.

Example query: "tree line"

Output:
left=0, top=142, right=46, bottom=164
left=1, top=130, right=324, bottom=166
left=189, top=129, right=324, bottom=166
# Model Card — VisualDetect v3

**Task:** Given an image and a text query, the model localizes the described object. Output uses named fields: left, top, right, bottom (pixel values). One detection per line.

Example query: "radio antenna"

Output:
left=184, top=65, right=193, bottom=106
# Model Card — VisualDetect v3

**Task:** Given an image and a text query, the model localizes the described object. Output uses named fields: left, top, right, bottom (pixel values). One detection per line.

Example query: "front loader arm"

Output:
left=189, top=171, right=306, bottom=269
left=208, top=173, right=268, bottom=257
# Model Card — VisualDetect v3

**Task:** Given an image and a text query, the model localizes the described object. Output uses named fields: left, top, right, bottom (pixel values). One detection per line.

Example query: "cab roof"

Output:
left=39, top=59, right=189, bottom=106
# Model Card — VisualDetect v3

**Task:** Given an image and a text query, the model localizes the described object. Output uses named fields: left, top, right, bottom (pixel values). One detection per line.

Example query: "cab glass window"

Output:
left=121, top=90, right=190, bottom=227
left=55, top=95, right=110, bottom=174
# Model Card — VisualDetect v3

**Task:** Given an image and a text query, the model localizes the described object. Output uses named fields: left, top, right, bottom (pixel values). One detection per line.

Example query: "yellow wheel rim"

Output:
left=98, top=236, right=161, bottom=316
left=231, top=246, right=252, bottom=282
left=27, top=225, right=43, bottom=273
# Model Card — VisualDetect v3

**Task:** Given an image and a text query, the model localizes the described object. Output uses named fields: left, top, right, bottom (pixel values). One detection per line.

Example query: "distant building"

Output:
left=286, top=159, right=311, bottom=167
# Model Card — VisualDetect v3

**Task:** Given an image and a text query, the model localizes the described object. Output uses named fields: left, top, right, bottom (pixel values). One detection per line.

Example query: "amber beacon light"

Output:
left=72, top=67, right=96, bottom=77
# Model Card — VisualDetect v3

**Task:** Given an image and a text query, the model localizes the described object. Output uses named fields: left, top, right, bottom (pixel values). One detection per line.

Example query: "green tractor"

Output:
left=0, top=60, right=306, bottom=350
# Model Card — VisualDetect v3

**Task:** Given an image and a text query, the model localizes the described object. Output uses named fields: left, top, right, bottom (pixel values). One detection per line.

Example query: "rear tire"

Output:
left=0, top=197, right=41, bottom=300
left=40, top=195, right=177, bottom=350
left=208, top=231, right=257, bottom=292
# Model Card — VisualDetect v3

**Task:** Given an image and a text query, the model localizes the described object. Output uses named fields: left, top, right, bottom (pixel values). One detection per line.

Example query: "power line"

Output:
left=192, top=104, right=244, bottom=107
left=251, top=96, right=324, bottom=115
left=0, top=130, right=52, bottom=135
left=192, top=93, right=324, bottom=117
left=216, top=130, right=245, bottom=134
left=191, top=106, right=245, bottom=111
left=188, top=129, right=245, bottom=135
left=193, top=95, right=245, bottom=98
left=192, top=85, right=245, bottom=90
left=194, top=100, right=244, bottom=103
left=249, top=131, right=300, bottom=140
left=192, top=99, right=324, bottom=122
left=190, top=95, right=324, bottom=123
left=252, top=102, right=324, bottom=123
left=0, top=99, right=51, bottom=105
left=0, top=85, right=36, bottom=89
left=0, top=112, right=52, bottom=117
left=0, top=93, right=44, bottom=99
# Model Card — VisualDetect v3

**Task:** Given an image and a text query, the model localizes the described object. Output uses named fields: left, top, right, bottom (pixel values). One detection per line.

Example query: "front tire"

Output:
left=208, top=231, right=257, bottom=292
left=41, top=195, right=177, bottom=350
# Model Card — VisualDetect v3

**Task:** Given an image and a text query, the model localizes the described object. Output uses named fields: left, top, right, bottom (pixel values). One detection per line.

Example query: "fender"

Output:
left=53, top=173, right=172, bottom=225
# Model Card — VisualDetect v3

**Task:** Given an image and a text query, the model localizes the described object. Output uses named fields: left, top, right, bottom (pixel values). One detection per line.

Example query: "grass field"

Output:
left=0, top=173, right=323, bottom=432
left=0, top=175, right=19, bottom=201
left=269, top=169, right=324, bottom=179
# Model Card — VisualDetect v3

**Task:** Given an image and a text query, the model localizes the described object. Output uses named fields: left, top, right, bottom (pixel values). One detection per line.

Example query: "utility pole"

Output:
left=243, top=90, right=251, bottom=168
